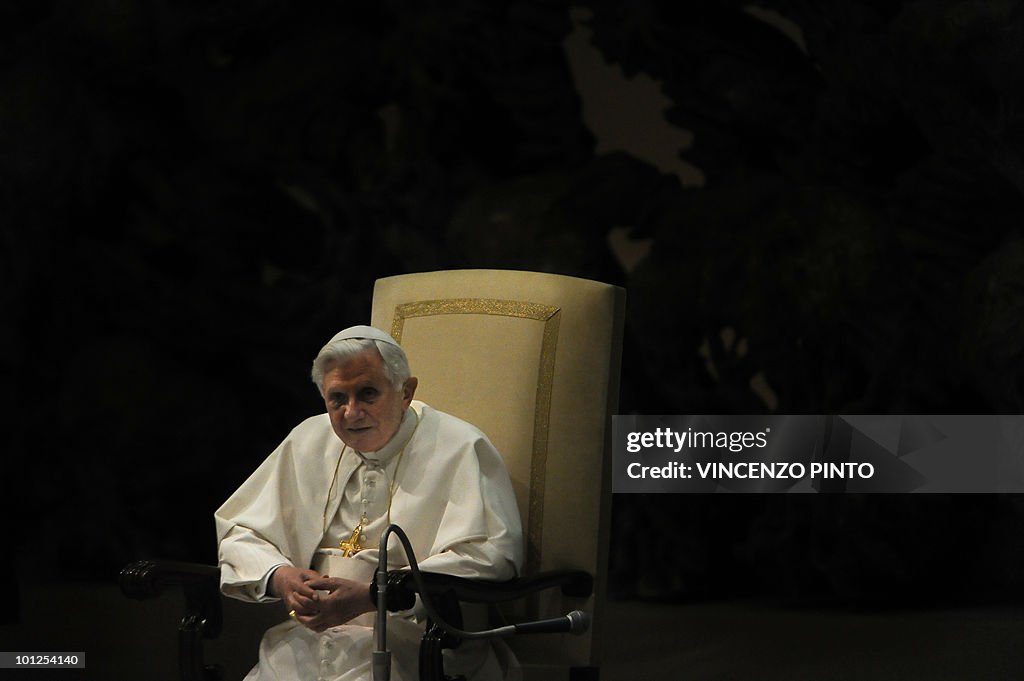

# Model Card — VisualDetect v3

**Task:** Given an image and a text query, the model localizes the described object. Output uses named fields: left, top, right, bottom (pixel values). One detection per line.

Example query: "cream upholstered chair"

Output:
left=120, top=269, right=624, bottom=681
left=370, top=269, right=625, bottom=681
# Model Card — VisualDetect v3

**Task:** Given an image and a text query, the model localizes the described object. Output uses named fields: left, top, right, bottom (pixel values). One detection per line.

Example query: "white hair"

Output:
left=310, top=337, right=411, bottom=395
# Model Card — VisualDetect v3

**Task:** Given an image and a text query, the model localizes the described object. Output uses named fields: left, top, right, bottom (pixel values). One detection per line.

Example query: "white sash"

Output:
left=311, top=549, right=378, bottom=627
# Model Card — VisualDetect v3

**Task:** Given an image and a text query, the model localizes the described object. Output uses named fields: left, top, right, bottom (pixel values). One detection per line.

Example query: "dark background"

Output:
left=3, top=0, right=1024, bottom=677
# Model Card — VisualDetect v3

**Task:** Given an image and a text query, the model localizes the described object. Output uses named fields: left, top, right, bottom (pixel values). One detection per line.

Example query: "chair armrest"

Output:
left=377, top=569, right=593, bottom=611
left=376, top=569, right=594, bottom=681
left=119, top=560, right=224, bottom=681
left=119, top=560, right=220, bottom=599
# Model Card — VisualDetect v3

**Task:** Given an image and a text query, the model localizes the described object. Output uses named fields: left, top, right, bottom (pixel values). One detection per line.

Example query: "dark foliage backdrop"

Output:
left=3, top=0, right=1024, bottom=615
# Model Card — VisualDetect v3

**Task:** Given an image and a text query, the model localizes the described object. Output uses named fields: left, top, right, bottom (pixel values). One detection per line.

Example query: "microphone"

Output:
left=513, top=610, right=590, bottom=636
left=487, top=609, right=590, bottom=637
left=372, top=524, right=591, bottom=681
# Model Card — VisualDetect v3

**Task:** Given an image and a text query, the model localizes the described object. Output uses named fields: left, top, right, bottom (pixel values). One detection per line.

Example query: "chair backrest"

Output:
left=371, top=269, right=625, bottom=679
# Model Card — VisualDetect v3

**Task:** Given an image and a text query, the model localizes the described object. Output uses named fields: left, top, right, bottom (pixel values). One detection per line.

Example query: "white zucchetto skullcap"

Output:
left=327, top=325, right=400, bottom=347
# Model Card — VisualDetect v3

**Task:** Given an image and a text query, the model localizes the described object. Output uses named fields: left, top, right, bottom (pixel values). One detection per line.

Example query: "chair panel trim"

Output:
left=390, top=297, right=560, bottom=575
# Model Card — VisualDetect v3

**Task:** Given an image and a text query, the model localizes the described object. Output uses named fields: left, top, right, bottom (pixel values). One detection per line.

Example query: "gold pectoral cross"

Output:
left=340, top=523, right=365, bottom=557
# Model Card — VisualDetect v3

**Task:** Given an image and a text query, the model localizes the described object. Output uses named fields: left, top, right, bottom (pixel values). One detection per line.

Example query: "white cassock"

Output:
left=216, top=401, right=524, bottom=681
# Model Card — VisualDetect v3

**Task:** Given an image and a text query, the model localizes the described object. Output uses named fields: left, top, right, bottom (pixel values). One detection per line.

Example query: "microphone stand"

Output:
left=372, top=525, right=392, bottom=681
left=372, top=524, right=589, bottom=681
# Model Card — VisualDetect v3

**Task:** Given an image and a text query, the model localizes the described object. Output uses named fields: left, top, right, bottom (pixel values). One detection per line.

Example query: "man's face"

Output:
left=322, top=348, right=417, bottom=453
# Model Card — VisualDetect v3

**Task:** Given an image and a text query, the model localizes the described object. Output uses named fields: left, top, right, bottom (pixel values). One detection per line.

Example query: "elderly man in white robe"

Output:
left=216, top=326, right=524, bottom=681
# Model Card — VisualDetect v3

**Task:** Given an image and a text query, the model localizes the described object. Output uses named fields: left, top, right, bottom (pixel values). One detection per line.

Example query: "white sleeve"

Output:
left=218, top=524, right=293, bottom=602
left=214, top=417, right=337, bottom=602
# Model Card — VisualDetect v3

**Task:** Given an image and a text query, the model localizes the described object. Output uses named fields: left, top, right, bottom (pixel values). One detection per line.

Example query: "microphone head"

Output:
left=566, top=610, right=590, bottom=635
